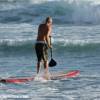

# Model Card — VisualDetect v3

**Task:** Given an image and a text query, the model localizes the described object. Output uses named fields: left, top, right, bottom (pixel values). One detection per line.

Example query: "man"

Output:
left=35, top=17, right=52, bottom=79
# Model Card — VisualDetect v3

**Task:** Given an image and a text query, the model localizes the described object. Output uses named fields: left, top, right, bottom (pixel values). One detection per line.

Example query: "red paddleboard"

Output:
left=0, top=70, right=80, bottom=84
left=51, top=70, right=80, bottom=80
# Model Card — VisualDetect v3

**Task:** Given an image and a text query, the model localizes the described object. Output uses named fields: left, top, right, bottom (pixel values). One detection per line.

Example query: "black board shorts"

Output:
left=35, top=43, right=48, bottom=62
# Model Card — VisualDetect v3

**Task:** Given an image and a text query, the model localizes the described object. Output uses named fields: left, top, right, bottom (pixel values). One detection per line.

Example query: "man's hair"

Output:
left=45, top=16, right=52, bottom=23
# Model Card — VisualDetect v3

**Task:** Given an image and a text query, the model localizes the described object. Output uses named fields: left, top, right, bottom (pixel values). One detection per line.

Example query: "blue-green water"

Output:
left=0, top=0, right=100, bottom=100
left=0, top=24, right=100, bottom=100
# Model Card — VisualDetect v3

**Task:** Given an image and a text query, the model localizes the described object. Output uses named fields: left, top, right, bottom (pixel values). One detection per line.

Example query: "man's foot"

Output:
left=43, top=72, right=51, bottom=80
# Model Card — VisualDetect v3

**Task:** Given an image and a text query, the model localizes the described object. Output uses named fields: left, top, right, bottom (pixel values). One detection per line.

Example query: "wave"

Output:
left=0, top=0, right=100, bottom=24
left=0, top=39, right=100, bottom=53
left=0, top=39, right=34, bottom=53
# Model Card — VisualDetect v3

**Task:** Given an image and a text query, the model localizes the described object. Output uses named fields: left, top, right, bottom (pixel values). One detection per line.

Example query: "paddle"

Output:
left=49, top=36, right=57, bottom=67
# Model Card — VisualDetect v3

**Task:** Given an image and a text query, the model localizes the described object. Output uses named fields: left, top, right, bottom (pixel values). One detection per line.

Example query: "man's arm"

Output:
left=45, top=26, right=52, bottom=48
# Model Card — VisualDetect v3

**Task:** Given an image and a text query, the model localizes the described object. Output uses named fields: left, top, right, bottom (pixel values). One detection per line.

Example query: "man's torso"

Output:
left=37, top=24, right=49, bottom=41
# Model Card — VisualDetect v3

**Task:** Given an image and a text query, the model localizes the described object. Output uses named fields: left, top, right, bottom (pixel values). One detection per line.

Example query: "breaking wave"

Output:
left=0, top=38, right=100, bottom=53
left=0, top=0, right=100, bottom=24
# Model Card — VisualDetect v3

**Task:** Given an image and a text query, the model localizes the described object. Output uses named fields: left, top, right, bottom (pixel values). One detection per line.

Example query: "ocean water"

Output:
left=0, top=0, right=100, bottom=100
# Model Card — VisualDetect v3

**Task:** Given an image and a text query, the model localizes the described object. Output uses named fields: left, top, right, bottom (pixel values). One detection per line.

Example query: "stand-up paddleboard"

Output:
left=0, top=70, right=80, bottom=84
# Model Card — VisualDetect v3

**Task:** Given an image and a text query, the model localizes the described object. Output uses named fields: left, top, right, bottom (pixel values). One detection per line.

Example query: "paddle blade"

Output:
left=49, top=58, right=57, bottom=67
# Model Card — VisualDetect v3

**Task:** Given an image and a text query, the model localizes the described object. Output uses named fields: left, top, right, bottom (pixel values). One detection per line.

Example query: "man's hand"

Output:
left=49, top=45, right=52, bottom=49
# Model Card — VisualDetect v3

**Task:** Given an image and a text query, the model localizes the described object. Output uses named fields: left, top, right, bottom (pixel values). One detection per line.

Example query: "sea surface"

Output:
left=0, top=0, right=100, bottom=100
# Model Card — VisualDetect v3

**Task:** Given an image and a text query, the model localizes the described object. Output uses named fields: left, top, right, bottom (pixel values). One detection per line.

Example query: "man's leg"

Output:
left=44, top=61, right=48, bottom=73
left=37, top=61, right=41, bottom=74
left=44, top=61, right=50, bottom=79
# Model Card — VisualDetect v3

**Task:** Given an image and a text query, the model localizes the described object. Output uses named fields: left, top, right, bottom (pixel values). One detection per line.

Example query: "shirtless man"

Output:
left=35, top=17, right=52, bottom=78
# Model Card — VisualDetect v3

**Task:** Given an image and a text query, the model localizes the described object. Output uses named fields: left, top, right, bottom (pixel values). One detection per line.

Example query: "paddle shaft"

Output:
left=49, top=36, right=57, bottom=67
left=49, top=36, right=52, bottom=58
left=50, top=48, right=52, bottom=58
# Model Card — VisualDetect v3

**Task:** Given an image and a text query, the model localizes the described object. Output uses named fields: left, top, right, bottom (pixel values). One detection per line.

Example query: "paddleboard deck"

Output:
left=0, top=70, right=80, bottom=84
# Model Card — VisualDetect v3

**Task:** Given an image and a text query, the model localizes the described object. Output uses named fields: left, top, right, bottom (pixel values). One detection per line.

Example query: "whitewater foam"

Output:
left=0, top=0, right=100, bottom=24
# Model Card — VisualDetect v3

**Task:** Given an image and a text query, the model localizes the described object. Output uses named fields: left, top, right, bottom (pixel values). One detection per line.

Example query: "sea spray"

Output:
left=0, top=0, right=100, bottom=24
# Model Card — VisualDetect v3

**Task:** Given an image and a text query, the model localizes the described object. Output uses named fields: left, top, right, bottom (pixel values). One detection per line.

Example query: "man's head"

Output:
left=45, top=16, right=52, bottom=24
